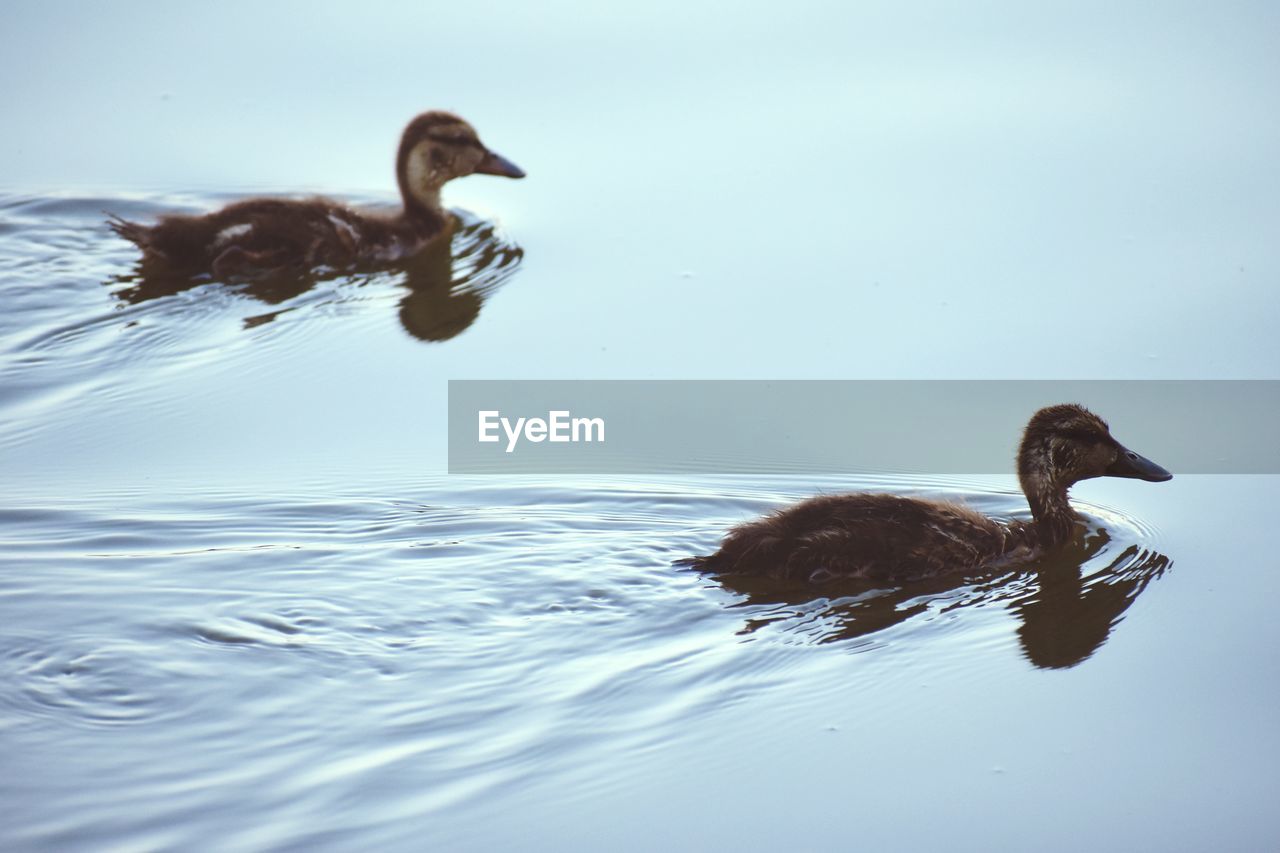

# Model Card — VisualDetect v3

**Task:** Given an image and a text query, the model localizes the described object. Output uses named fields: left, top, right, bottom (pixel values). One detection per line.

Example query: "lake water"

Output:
left=2, top=2, right=1279, bottom=851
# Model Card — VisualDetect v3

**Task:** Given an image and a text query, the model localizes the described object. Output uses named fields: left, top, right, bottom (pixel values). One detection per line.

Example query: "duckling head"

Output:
left=1017, top=404, right=1171, bottom=538
left=396, top=111, right=525, bottom=214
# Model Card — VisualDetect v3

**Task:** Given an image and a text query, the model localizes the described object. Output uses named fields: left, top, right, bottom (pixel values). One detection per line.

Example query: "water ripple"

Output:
left=0, top=632, right=200, bottom=730
left=0, top=192, right=524, bottom=438
left=0, top=473, right=1179, bottom=847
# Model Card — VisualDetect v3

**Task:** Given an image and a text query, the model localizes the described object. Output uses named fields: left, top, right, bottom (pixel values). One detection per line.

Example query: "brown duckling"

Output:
left=108, top=111, right=524, bottom=277
left=689, top=404, right=1172, bottom=583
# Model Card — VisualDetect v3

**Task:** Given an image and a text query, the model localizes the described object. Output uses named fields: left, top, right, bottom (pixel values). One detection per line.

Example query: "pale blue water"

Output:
left=2, top=2, right=1279, bottom=851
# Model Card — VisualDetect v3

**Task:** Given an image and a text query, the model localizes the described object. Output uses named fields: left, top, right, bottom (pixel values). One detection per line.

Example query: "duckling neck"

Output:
left=400, top=185, right=445, bottom=220
left=392, top=183, right=449, bottom=246
left=1021, top=479, right=1078, bottom=548
left=394, top=148, right=447, bottom=222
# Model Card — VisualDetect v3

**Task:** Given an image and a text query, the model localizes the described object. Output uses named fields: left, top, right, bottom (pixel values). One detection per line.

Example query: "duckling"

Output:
left=108, top=111, right=524, bottom=277
left=689, top=404, right=1172, bottom=583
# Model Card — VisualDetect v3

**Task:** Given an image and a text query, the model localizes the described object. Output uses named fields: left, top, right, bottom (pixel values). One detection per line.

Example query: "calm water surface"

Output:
left=1, top=467, right=1276, bottom=851
left=3, top=1, right=1280, bottom=851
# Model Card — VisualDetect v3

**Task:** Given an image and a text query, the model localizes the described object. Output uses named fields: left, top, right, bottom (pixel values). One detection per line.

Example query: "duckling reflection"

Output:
left=108, top=211, right=523, bottom=343
left=1017, top=537, right=1169, bottom=669
left=705, top=521, right=1171, bottom=668
left=396, top=216, right=524, bottom=342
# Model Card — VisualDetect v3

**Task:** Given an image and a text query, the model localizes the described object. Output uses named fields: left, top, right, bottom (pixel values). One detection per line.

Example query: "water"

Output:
left=1, top=474, right=1275, bottom=850
left=3, top=2, right=1280, bottom=851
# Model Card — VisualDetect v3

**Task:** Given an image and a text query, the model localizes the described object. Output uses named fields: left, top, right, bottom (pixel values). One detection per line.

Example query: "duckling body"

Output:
left=698, top=492, right=1032, bottom=583
left=691, top=405, right=1172, bottom=583
left=109, top=111, right=524, bottom=277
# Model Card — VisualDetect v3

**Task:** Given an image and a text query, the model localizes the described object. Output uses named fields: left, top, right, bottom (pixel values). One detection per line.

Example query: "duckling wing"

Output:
left=205, top=200, right=364, bottom=272
left=120, top=198, right=363, bottom=273
left=703, top=493, right=1008, bottom=583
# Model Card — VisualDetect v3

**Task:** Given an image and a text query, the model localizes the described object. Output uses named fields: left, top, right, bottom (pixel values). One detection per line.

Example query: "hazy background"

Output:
left=3, top=0, right=1278, bottom=494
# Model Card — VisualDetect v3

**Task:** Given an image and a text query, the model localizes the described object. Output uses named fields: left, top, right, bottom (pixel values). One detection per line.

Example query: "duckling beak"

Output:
left=1106, top=443, right=1173, bottom=482
left=474, top=150, right=526, bottom=179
